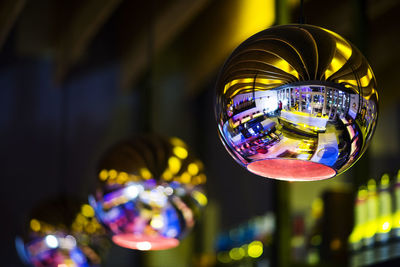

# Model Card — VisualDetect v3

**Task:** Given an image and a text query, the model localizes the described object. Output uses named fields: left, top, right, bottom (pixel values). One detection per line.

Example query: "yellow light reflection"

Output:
left=173, top=146, right=188, bottom=159
left=117, top=172, right=129, bottom=184
left=150, top=215, right=164, bottom=229
left=192, top=191, right=208, bottom=206
left=108, top=169, right=117, bottom=179
left=162, top=169, right=173, bottom=181
left=30, top=219, right=41, bottom=232
left=99, top=169, right=108, bottom=181
left=248, top=240, right=263, bottom=258
left=168, top=157, right=181, bottom=175
left=188, top=163, right=199, bottom=176
left=229, top=247, right=245, bottom=261
left=170, top=137, right=185, bottom=147
left=81, top=204, right=95, bottom=218
left=140, top=168, right=152, bottom=180
left=180, top=172, right=191, bottom=184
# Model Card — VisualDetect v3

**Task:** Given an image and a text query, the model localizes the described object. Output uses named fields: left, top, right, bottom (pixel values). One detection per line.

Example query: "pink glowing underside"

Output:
left=112, top=234, right=179, bottom=250
left=247, top=159, right=336, bottom=181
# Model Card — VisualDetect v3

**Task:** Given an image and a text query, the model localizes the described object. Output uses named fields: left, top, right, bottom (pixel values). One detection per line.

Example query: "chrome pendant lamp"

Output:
left=215, top=24, right=378, bottom=181
left=16, top=197, right=110, bottom=267
left=90, top=135, right=207, bottom=250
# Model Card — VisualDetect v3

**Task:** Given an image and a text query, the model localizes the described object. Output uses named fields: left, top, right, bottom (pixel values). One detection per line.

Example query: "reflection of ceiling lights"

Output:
left=90, top=135, right=207, bottom=250
left=215, top=24, right=378, bottom=181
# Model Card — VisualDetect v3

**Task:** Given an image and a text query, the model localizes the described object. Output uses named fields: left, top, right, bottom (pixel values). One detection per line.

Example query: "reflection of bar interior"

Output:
left=226, top=84, right=357, bottom=128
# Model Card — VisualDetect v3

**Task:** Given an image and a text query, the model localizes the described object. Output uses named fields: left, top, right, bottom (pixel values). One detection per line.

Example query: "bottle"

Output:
left=363, top=179, right=378, bottom=246
left=376, top=174, right=392, bottom=243
left=348, top=186, right=368, bottom=250
left=392, top=170, right=400, bottom=238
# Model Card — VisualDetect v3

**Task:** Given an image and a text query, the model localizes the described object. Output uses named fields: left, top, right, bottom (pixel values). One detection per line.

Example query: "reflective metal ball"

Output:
left=16, top=197, right=109, bottom=267
left=90, top=135, right=207, bottom=251
left=215, top=24, right=378, bottom=181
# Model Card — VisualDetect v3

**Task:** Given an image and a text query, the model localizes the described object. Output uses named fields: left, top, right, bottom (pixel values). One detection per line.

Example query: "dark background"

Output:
left=1, top=0, right=399, bottom=266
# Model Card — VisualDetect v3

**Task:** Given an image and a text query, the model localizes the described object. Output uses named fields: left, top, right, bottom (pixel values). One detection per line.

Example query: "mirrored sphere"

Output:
left=16, top=197, right=109, bottom=267
left=215, top=24, right=378, bottom=181
left=90, top=135, right=207, bottom=251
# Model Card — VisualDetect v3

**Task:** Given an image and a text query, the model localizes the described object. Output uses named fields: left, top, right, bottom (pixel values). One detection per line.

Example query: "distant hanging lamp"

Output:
left=16, top=197, right=110, bottom=267
left=89, top=135, right=207, bottom=250
left=214, top=24, right=378, bottom=181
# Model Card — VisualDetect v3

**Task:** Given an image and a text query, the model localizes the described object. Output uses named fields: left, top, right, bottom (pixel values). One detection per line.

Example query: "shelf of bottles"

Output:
left=349, top=170, right=400, bottom=267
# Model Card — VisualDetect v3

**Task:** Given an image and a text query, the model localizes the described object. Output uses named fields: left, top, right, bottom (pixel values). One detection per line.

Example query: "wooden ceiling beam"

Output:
left=55, top=0, right=123, bottom=82
left=0, top=0, right=26, bottom=50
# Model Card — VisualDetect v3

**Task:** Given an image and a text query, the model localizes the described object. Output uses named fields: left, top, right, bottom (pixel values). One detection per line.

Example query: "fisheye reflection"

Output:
left=221, top=83, right=377, bottom=180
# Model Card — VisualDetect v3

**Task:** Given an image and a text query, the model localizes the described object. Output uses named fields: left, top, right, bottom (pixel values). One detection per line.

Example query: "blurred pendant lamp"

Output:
left=214, top=0, right=378, bottom=181
left=89, top=1, right=207, bottom=251
left=89, top=135, right=207, bottom=251
left=16, top=89, right=110, bottom=266
left=16, top=197, right=110, bottom=267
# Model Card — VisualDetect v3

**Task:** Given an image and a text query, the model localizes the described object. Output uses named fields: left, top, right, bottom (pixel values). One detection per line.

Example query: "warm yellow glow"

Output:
left=367, top=179, right=376, bottom=191
left=109, top=169, right=117, bottom=179
left=224, top=77, right=288, bottom=96
left=192, top=191, right=208, bottom=206
left=330, top=238, right=341, bottom=251
left=358, top=186, right=368, bottom=200
left=173, top=146, right=188, bottom=159
left=99, top=169, right=108, bottom=181
left=336, top=40, right=352, bottom=60
left=224, top=78, right=255, bottom=94
left=248, top=241, right=263, bottom=258
left=364, top=220, right=378, bottom=239
left=162, top=169, right=173, bottom=181
left=273, top=58, right=299, bottom=78
left=117, top=172, right=129, bottom=184
left=81, top=204, right=95, bottom=218
left=170, top=137, right=185, bottom=147
left=349, top=226, right=363, bottom=244
left=381, top=173, right=390, bottom=187
left=150, top=215, right=164, bottom=229
left=168, top=157, right=181, bottom=174
left=393, top=211, right=400, bottom=228
left=85, top=222, right=97, bottom=234
left=140, top=168, right=152, bottom=179
left=311, top=198, right=323, bottom=219
left=236, top=0, right=275, bottom=49
left=229, top=247, right=245, bottom=261
left=188, top=163, right=199, bottom=176
left=381, top=221, right=391, bottom=233
left=30, top=219, right=41, bottom=232
left=180, top=172, right=191, bottom=184
left=325, top=56, right=347, bottom=78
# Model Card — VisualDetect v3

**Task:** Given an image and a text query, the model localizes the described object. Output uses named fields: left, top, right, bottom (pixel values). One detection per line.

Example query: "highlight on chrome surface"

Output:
left=215, top=24, right=378, bottom=181
left=16, top=197, right=109, bottom=267
left=90, top=135, right=207, bottom=251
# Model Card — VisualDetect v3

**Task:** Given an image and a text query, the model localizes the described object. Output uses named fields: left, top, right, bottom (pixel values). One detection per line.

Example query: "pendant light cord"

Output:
left=299, top=0, right=305, bottom=24
left=58, top=87, right=69, bottom=195
left=141, top=0, right=156, bottom=133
